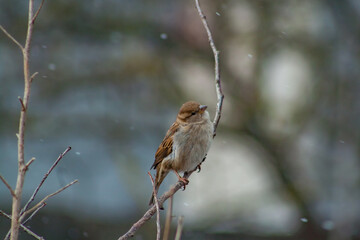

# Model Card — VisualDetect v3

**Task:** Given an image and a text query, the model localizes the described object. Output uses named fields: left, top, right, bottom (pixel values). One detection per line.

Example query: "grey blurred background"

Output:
left=1, top=0, right=360, bottom=239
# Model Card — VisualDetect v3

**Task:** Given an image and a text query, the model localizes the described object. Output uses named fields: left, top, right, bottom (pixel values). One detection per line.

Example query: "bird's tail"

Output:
left=149, top=169, right=168, bottom=206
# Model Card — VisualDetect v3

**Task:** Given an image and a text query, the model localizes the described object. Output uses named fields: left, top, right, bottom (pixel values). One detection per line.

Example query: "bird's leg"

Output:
left=173, top=170, right=189, bottom=190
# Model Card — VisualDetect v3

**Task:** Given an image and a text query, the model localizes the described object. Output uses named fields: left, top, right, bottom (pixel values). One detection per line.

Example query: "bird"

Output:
left=149, top=101, right=214, bottom=206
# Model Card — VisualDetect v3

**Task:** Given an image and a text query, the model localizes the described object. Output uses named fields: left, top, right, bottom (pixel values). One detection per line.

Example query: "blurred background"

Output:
left=1, top=0, right=360, bottom=239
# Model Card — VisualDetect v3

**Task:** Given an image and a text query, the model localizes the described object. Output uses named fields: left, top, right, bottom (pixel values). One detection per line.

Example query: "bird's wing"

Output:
left=151, top=121, right=179, bottom=169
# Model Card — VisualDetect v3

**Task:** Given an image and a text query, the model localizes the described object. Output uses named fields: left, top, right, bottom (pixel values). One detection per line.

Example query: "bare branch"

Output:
left=0, top=175, right=16, bottom=198
left=32, top=0, right=45, bottom=23
left=0, top=25, right=24, bottom=51
left=194, top=0, right=224, bottom=137
left=162, top=195, right=173, bottom=240
left=9, top=0, right=48, bottom=238
left=148, top=172, right=161, bottom=240
left=118, top=171, right=193, bottom=240
left=21, top=147, right=72, bottom=215
left=22, top=179, right=78, bottom=219
left=0, top=210, right=44, bottom=240
left=174, top=216, right=184, bottom=240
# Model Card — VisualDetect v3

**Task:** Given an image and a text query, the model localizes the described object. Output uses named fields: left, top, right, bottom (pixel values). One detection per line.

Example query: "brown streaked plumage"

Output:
left=149, top=101, right=213, bottom=206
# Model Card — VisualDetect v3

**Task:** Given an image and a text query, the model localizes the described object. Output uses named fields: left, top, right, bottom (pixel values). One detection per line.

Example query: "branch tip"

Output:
left=30, top=72, right=38, bottom=82
left=0, top=25, right=24, bottom=51
left=25, top=157, right=36, bottom=170
left=18, top=97, right=26, bottom=111
left=0, top=175, right=16, bottom=198
left=32, top=0, right=45, bottom=24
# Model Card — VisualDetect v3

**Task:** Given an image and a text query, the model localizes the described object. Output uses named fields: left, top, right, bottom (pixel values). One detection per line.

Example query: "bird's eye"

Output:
left=191, top=112, right=196, bottom=116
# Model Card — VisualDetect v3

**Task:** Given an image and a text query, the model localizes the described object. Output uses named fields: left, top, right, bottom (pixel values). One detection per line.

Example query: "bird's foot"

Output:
left=178, top=177, right=189, bottom=190
left=174, top=171, right=189, bottom=190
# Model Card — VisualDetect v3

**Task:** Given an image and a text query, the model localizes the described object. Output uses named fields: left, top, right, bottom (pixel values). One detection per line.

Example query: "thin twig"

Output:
left=18, top=97, right=26, bottom=112
left=174, top=216, right=184, bottom=240
left=22, top=179, right=78, bottom=219
left=148, top=172, right=161, bottom=240
left=22, top=202, right=46, bottom=225
left=194, top=0, right=224, bottom=137
left=5, top=228, right=11, bottom=240
left=0, top=210, right=44, bottom=240
left=25, top=157, right=36, bottom=170
left=31, top=0, right=45, bottom=23
left=0, top=175, right=16, bottom=198
left=0, top=25, right=24, bottom=51
left=4, top=204, right=45, bottom=240
left=20, top=147, right=72, bottom=215
left=20, top=226, right=44, bottom=240
left=30, top=72, right=38, bottom=83
left=162, top=195, right=173, bottom=240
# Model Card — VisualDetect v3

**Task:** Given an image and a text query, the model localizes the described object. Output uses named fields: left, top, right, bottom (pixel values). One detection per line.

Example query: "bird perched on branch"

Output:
left=149, top=101, right=213, bottom=206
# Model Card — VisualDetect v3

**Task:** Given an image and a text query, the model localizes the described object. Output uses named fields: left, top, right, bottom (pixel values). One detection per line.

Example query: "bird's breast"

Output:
left=172, top=120, right=213, bottom=172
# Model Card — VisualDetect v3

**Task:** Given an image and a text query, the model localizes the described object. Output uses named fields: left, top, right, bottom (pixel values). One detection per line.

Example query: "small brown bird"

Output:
left=149, top=101, right=213, bottom=205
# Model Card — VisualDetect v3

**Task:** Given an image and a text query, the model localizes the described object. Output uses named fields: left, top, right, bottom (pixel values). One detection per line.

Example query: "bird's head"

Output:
left=177, top=101, right=209, bottom=124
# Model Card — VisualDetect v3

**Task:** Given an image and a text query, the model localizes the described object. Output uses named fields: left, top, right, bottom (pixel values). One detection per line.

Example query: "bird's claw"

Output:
left=195, top=157, right=206, bottom=173
left=178, top=177, right=189, bottom=190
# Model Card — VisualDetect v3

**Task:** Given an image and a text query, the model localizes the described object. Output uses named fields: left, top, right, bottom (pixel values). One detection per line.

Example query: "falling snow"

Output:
left=321, top=220, right=334, bottom=230
left=160, top=33, right=167, bottom=40
left=48, top=63, right=56, bottom=71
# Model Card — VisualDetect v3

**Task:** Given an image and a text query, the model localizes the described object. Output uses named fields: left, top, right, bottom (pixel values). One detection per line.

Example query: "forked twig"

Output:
left=148, top=172, right=161, bottom=240
left=118, top=171, right=194, bottom=240
left=21, top=179, right=78, bottom=219
left=0, top=210, right=44, bottom=240
left=4, top=180, right=77, bottom=240
left=20, top=147, right=72, bottom=215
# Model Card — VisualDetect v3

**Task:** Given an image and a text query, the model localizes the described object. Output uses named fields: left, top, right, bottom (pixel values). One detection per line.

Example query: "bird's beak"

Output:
left=199, top=105, right=207, bottom=113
